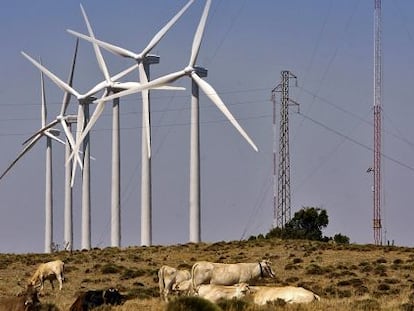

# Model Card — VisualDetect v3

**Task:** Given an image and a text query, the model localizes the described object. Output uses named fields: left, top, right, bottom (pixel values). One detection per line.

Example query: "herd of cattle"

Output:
left=0, top=258, right=320, bottom=310
left=159, top=259, right=320, bottom=305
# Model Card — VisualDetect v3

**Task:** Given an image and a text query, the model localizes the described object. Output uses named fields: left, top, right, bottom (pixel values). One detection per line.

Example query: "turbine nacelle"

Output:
left=142, top=54, right=160, bottom=65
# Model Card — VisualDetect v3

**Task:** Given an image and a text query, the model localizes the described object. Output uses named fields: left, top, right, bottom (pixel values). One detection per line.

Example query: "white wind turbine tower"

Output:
left=0, top=60, right=66, bottom=253
left=96, top=0, right=258, bottom=243
left=61, top=39, right=79, bottom=251
left=67, top=0, right=194, bottom=246
left=21, top=52, right=139, bottom=250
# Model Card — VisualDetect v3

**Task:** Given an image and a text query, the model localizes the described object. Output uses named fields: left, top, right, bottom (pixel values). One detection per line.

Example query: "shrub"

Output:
left=101, top=263, right=122, bottom=274
left=333, top=233, right=350, bottom=244
left=306, top=263, right=325, bottom=275
left=166, top=296, right=222, bottom=311
left=120, top=268, right=145, bottom=280
left=216, top=298, right=250, bottom=311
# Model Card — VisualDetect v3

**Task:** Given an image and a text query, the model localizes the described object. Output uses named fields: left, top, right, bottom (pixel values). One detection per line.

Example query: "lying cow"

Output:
left=191, top=260, right=275, bottom=290
left=0, top=284, right=40, bottom=311
left=69, top=288, right=124, bottom=311
left=197, top=283, right=251, bottom=303
left=250, top=286, right=320, bottom=305
left=29, top=259, right=64, bottom=291
left=158, top=265, right=191, bottom=301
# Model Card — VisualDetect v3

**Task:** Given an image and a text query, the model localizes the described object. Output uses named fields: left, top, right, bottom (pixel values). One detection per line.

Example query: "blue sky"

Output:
left=0, top=0, right=413, bottom=253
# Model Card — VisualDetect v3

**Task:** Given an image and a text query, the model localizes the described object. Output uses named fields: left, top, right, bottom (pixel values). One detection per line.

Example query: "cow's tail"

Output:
left=61, top=261, right=65, bottom=281
left=190, top=263, right=199, bottom=295
left=314, top=293, right=321, bottom=301
left=158, top=267, right=166, bottom=298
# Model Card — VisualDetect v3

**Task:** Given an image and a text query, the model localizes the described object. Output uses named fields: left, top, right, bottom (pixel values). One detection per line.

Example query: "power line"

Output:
left=297, top=111, right=414, bottom=172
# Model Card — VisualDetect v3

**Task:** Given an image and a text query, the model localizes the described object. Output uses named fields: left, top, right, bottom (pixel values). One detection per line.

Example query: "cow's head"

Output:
left=103, top=288, right=124, bottom=305
left=172, top=279, right=192, bottom=292
left=21, top=285, right=40, bottom=311
left=235, top=283, right=251, bottom=295
left=259, top=260, right=276, bottom=278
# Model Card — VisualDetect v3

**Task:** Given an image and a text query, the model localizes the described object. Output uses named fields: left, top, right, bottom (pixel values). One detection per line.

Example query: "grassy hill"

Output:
left=0, top=238, right=413, bottom=310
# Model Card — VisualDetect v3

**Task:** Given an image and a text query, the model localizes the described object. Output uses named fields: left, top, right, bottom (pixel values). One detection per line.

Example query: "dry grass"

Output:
left=1, top=239, right=414, bottom=310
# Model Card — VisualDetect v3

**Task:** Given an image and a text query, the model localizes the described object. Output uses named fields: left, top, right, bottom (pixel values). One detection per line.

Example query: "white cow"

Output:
left=197, top=283, right=251, bottom=303
left=172, top=279, right=192, bottom=294
left=29, top=259, right=64, bottom=291
left=191, top=260, right=275, bottom=290
left=158, top=265, right=191, bottom=301
left=251, top=286, right=320, bottom=305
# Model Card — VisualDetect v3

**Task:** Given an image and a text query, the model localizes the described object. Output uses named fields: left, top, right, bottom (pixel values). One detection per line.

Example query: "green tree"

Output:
left=266, top=207, right=328, bottom=241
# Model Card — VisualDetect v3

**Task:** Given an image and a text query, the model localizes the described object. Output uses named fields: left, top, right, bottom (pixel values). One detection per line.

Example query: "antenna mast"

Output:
left=271, top=71, right=298, bottom=228
left=373, top=0, right=383, bottom=245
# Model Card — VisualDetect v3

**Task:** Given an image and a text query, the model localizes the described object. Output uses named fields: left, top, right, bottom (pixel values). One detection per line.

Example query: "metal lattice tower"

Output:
left=373, top=0, right=383, bottom=245
left=271, top=71, right=298, bottom=228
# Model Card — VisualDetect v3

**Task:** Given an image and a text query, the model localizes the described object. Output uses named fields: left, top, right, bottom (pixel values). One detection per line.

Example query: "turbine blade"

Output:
left=60, top=119, right=83, bottom=172
left=44, top=130, right=66, bottom=145
left=83, top=63, right=139, bottom=98
left=192, top=72, right=258, bottom=152
left=80, top=4, right=111, bottom=83
left=21, top=52, right=81, bottom=98
left=111, top=63, right=139, bottom=81
left=95, top=69, right=186, bottom=104
left=61, top=38, right=79, bottom=116
left=155, top=85, right=186, bottom=91
left=0, top=134, right=42, bottom=180
left=68, top=105, right=85, bottom=181
left=141, top=0, right=194, bottom=57
left=40, top=59, right=46, bottom=128
left=22, top=119, right=59, bottom=145
left=139, top=63, right=151, bottom=158
left=189, top=0, right=211, bottom=67
left=75, top=90, right=109, bottom=155
left=67, top=29, right=138, bottom=59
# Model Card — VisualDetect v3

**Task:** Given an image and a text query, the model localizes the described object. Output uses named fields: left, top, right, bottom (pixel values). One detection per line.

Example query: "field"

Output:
left=0, top=238, right=413, bottom=310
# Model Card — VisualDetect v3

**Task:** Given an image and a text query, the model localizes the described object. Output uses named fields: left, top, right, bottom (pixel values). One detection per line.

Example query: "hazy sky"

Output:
left=0, top=0, right=413, bottom=254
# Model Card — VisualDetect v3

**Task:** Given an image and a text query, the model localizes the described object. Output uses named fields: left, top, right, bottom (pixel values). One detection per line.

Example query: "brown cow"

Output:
left=0, top=284, right=40, bottom=311
left=69, top=288, right=124, bottom=311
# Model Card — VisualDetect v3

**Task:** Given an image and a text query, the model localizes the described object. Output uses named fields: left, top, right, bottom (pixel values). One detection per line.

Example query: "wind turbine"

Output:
left=20, top=51, right=140, bottom=250
left=0, top=59, right=66, bottom=253
left=95, top=0, right=258, bottom=243
left=67, top=0, right=194, bottom=246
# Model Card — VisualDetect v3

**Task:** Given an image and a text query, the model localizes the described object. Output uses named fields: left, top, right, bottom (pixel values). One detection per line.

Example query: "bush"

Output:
left=333, top=233, right=350, bottom=244
left=166, top=296, right=222, bottom=311
left=101, top=263, right=122, bottom=274
left=216, top=298, right=250, bottom=311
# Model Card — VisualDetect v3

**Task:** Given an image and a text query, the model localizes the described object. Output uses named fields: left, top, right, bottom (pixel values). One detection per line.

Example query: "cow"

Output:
left=191, top=260, right=275, bottom=290
left=29, top=259, right=64, bottom=291
left=69, top=288, right=124, bottom=311
left=250, top=286, right=320, bottom=305
left=158, top=265, right=191, bottom=301
left=0, top=284, right=40, bottom=311
left=196, top=283, right=251, bottom=303
left=172, top=279, right=192, bottom=294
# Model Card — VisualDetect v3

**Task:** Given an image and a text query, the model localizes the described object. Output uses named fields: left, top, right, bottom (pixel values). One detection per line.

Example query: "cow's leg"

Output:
left=50, top=279, right=55, bottom=290
left=57, top=275, right=63, bottom=290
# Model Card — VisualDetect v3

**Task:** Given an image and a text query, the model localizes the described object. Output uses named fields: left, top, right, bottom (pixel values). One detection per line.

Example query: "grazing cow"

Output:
left=191, top=260, right=275, bottom=290
left=158, top=265, right=191, bottom=301
left=69, top=288, right=124, bottom=311
left=29, top=259, right=64, bottom=291
left=0, top=284, right=40, bottom=311
left=196, top=283, right=251, bottom=303
left=250, top=286, right=320, bottom=305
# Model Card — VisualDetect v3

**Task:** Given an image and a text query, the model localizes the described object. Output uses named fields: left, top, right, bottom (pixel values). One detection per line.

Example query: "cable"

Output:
left=297, top=111, right=414, bottom=172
